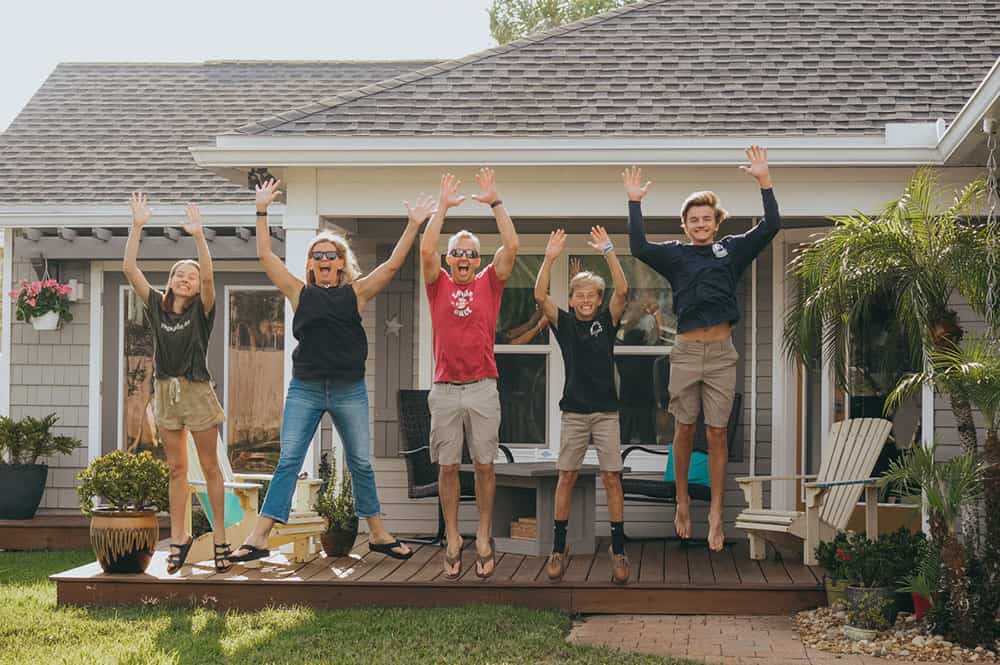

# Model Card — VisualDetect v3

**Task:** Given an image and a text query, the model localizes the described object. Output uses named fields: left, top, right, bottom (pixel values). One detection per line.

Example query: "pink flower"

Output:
left=57, top=285, right=73, bottom=296
left=42, top=279, right=57, bottom=288
left=27, top=298, right=36, bottom=307
left=8, top=290, right=19, bottom=298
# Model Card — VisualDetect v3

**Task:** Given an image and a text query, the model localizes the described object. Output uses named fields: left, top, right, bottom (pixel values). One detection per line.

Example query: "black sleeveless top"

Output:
left=292, top=284, right=367, bottom=382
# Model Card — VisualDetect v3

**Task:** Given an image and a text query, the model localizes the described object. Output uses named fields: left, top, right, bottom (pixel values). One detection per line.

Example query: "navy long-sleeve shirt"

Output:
left=628, top=188, right=781, bottom=334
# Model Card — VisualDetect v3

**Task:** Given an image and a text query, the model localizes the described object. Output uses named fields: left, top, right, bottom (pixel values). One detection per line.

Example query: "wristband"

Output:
left=601, top=242, right=614, bottom=255
left=489, top=199, right=503, bottom=209
left=256, top=210, right=268, bottom=217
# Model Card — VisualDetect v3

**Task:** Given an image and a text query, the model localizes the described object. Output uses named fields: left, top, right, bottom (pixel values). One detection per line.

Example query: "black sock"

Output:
left=611, top=521, right=625, bottom=554
left=553, top=520, right=568, bottom=553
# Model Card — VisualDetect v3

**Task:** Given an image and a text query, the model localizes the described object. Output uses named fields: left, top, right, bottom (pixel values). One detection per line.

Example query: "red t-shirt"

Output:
left=426, top=264, right=506, bottom=383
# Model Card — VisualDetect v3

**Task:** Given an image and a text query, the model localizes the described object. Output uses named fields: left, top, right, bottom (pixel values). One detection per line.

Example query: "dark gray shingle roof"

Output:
left=0, top=60, right=438, bottom=205
left=236, top=0, right=1000, bottom=137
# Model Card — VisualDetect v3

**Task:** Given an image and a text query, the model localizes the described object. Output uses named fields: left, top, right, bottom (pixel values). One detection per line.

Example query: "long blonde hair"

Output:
left=305, top=232, right=361, bottom=286
left=161, top=259, right=200, bottom=312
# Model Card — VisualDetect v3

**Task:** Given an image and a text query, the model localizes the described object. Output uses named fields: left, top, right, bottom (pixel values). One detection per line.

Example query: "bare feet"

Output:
left=708, top=512, right=725, bottom=552
left=674, top=502, right=692, bottom=540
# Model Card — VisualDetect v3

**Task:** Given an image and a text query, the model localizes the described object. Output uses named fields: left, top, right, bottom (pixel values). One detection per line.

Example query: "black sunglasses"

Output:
left=310, top=250, right=341, bottom=261
left=448, top=248, right=480, bottom=259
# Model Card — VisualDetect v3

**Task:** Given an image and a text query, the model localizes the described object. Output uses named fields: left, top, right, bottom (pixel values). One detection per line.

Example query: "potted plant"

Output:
left=815, top=532, right=851, bottom=607
left=0, top=414, right=79, bottom=519
left=77, top=450, right=168, bottom=574
left=840, top=529, right=924, bottom=629
left=844, top=587, right=892, bottom=641
left=315, top=452, right=358, bottom=557
left=9, top=278, right=74, bottom=330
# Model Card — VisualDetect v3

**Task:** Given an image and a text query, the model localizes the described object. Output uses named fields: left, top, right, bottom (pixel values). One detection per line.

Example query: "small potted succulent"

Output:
left=9, top=278, right=74, bottom=330
left=315, top=452, right=358, bottom=557
left=77, top=450, right=169, bottom=573
left=843, top=587, right=892, bottom=641
left=0, top=414, right=80, bottom=519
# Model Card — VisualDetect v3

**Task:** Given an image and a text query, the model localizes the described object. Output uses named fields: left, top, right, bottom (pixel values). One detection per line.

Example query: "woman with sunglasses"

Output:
left=230, top=179, right=435, bottom=565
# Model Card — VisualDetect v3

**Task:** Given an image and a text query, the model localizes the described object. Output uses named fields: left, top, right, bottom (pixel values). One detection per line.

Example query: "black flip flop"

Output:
left=369, top=540, right=414, bottom=560
left=166, top=536, right=194, bottom=574
left=228, top=543, right=270, bottom=563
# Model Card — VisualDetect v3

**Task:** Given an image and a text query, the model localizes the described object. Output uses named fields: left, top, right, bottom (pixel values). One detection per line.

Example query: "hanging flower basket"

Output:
left=9, top=279, right=73, bottom=330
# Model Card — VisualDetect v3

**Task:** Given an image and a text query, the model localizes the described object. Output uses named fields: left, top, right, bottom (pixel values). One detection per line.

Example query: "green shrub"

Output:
left=76, top=450, right=169, bottom=514
left=0, top=414, right=79, bottom=466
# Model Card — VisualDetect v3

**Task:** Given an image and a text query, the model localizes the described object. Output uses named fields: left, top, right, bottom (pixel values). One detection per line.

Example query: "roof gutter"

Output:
left=937, top=57, right=1000, bottom=164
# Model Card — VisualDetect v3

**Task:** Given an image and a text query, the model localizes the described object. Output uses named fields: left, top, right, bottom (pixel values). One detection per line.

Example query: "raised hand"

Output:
left=739, top=145, right=771, bottom=188
left=570, top=256, right=583, bottom=278
left=183, top=204, right=204, bottom=237
left=471, top=167, right=499, bottom=205
left=622, top=166, right=652, bottom=202
left=255, top=178, right=282, bottom=212
left=545, top=229, right=567, bottom=260
left=405, top=193, right=438, bottom=227
left=129, top=192, right=151, bottom=227
left=438, top=173, right=466, bottom=209
left=587, top=225, right=613, bottom=254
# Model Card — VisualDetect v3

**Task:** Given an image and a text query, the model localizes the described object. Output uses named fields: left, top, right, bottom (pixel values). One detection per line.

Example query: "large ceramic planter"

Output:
left=843, top=625, right=879, bottom=641
left=30, top=311, right=61, bottom=331
left=89, top=510, right=158, bottom=574
left=824, top=578, right=849, bottom=607
left=0, top=464, right=48, bottom=519
left=319, top=518, right=359, bottom=558
left=847, top=585, right=899, bottom=628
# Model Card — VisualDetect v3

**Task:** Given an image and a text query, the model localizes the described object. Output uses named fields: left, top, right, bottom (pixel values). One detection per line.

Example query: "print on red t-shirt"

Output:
left=426, top=264, right=506, bottom=383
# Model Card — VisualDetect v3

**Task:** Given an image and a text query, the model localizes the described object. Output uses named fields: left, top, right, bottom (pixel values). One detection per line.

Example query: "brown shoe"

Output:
left=609, top=546, right=630, bottom=585
left=547, top=548, right=569, bottom=581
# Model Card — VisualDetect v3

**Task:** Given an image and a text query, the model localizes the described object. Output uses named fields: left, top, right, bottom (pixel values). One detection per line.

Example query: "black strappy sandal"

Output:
left=369, top=540, right=414, bottom=560
left=229, top=543, right=270, bottom=565
left=214, top=542, right=233, bottom=573
left=166, top=536, right=193, bottom=574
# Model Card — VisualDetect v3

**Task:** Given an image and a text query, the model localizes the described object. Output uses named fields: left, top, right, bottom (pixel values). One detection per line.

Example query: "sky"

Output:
left=1, top=0, right=497, bottom=131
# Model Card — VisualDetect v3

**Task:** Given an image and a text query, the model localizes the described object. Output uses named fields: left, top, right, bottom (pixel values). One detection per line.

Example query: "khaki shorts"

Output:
left=558, top=411, right=623, bottom=472
left=154, top=377, right=225, bottom=432
left=668, top=338, right=738, bottom=428
left=428, top=379, right=501, bottom=465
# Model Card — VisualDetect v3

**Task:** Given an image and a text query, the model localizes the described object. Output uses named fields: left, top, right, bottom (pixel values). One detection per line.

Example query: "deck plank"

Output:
left=709, top=546, right=741, bottom=585
left=510, top=553, right=546, bottom=583
left=686, top=545, right=716, bottom=584
left=491, top=552, right=525, bottom=582
left=663, top=540, right=689, bottom=584
left=638, top=540, right=665, bottom=583
left=381, top=544, right=438, bottom=583
left=730, top=540, right=767, bottom=584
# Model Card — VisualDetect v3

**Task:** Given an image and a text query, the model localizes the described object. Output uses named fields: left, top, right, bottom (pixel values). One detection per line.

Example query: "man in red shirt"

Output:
left=420, top=169, right=520, bottom=580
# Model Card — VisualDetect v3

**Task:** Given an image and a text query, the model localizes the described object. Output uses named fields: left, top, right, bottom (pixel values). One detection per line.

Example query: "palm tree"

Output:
left=785, top=168, right=988, bottom=455
left=884, top=442, right=987, bottom=646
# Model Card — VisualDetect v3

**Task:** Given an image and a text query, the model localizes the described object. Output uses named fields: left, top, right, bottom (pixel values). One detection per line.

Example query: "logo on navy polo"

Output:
left=589, top=321, right=604, bottom=337
left=712, top=242, right=729, bottom=258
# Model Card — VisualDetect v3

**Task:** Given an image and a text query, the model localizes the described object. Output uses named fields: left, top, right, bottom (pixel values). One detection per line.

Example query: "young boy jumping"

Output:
left=534, top=226, right=630, bottom=585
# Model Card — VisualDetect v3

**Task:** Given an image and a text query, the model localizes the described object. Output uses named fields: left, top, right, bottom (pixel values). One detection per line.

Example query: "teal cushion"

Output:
left=664, top=448, right=711, bottom=486
left=197, top=491, right=244, bottom=530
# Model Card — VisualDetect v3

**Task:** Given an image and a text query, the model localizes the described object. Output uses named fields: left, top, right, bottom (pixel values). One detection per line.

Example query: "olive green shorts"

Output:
left=154, top=377, right=224, bottom=432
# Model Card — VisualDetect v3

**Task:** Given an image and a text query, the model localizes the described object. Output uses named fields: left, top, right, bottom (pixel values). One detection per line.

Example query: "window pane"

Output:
left=615, top=353, right=673, bottom=446
left=122, top=289, right=162, bottom=459
left=441, top=253, right=549, bottom=345
left=497, top=353, right=546, bottom=444
left=570, top=255, right=676, bottom=348
left=227, top=290, right=285, bottom=473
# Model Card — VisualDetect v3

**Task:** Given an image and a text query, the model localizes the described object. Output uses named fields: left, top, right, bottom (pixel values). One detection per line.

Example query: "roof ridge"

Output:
left=53, top=59, right=440, bottom=68
left=233, top=0, right=664, bottom=135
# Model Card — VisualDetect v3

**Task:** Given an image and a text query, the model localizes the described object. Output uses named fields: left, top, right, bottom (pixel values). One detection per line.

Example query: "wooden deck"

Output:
left=52, top=536, right=825, bottom=614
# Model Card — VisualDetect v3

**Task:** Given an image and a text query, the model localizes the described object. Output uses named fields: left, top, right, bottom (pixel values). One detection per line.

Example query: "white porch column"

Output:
left=282, top=168, right=321, bottom=477
left=770, top=232, right=797, bottom=510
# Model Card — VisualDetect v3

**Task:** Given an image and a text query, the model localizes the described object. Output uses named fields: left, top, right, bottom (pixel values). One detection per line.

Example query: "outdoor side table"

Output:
left=459, top=462, right=601, bottom=556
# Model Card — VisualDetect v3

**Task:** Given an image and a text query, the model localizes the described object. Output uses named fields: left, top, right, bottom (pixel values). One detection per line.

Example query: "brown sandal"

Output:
left=475, top=537, right=496, bottom=579
left=443, top=538, right=463, bottom=580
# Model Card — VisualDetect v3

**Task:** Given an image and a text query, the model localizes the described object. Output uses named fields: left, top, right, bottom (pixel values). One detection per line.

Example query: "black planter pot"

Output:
left=320, top=518, right=359, bottom=557
left=0, top=464, right=48, bottom=519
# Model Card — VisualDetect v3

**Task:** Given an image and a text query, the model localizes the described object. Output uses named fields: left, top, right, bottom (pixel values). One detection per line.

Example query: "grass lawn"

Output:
left=0, top=550, right=699, bottom=665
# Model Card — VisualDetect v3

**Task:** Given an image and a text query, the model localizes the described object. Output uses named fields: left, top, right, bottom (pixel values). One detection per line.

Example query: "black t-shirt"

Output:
left=292, top=284, right=368, bottom=382
left=553, top=307, right=619, bottom=413
left=143, top=288, right=214, bottom=382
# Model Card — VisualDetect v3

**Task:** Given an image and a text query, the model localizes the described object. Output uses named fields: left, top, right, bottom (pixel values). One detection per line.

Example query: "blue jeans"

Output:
left=260, top=377, right=381, bottom=523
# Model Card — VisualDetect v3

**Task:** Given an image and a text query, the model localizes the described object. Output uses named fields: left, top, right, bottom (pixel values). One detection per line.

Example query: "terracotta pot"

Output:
left=89, top=510, right=158, bottom=574
left=320, top=519, right=359, bottom=558
left=912, top=592, right=931, bottom=621
left=824, top=578, right=849, bottom=607
left=30, top=311, right=60, bottom=331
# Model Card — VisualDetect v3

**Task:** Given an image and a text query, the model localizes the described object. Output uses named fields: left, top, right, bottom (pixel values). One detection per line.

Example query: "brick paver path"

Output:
left=568, top=615, right=948, bottom=665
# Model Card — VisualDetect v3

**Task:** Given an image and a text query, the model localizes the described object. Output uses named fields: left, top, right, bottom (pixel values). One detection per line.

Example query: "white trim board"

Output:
left=87, top=265, right=104, bottom=461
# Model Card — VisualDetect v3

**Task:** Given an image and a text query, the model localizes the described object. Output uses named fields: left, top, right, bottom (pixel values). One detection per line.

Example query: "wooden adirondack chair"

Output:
left=185, top=432, right=326, bottom=566
left=735, top=418, right=898, bottom=566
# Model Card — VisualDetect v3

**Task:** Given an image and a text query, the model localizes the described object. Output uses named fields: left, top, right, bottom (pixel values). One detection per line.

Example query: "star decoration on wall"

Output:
left=385, top=314, right=403, bottom=337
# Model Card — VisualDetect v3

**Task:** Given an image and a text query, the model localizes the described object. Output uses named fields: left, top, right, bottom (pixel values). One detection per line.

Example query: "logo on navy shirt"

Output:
left=712, top=242, right=728, bottom=258
left=589, top=321, right=604, bottom=337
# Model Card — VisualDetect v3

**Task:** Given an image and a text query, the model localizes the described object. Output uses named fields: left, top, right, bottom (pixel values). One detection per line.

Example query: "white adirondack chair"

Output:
left=735, top=418, right=898, bottom=566
left=185, top=432, right=326, bottom=566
